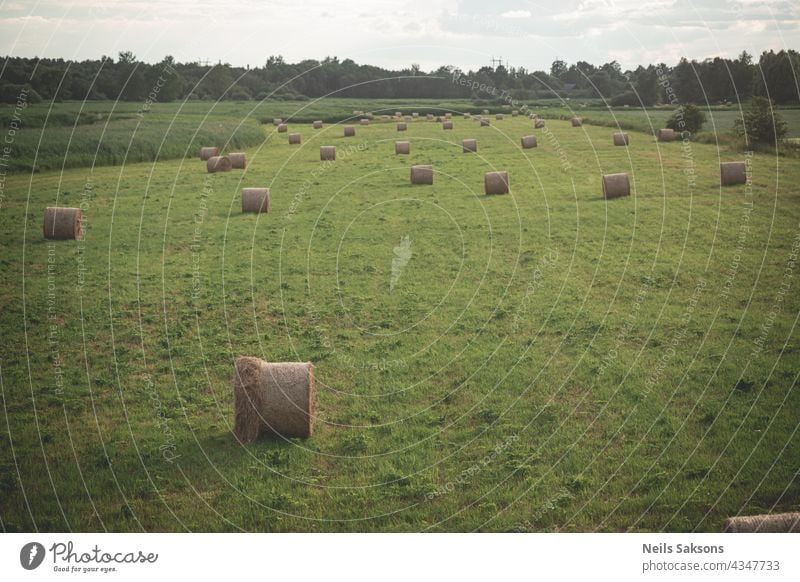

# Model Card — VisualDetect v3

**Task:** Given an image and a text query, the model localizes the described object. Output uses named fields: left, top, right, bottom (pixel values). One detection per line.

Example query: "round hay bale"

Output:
left=233, top=356, right=315, bottom=442
left=366, top=112, right=374, bottom=119
left=602, top=173, right=630, bottom=199
left=43, top=207, right=82, bottom=240
left=272, top=118, right=282, bottom=126
left=445, top=113, right=452, bottom=119
left=484, top=171, right=509, bottom=195
left=229, top=152, right=247, bottom=169
left=199, top=146, right=219, bottom=161
left=426, top=114, right=434, bottom=121
left=395, top=111, right=402, bottom=117
left=462, top=139, right=477, bottom=153
left=613, top=133, right=629, bottom=146
left=520, top=135, right=537, bottom=149
left=397, top=122, right=407, bottom=131
left=241, top=188, right=270, bottom=213
left=720, top=161, right=747, bottom=186
left=404, top=115, right=412, bottom=121
left=482, top=109, right=490, bottom=114
left=535, top=119, right=545, bottom=129
left=657, top=128, right=676, bottom=142
left=412, top=112, right=419, bottom=118
left=277, top=123, right=288, bottom=133
left=381, top=115, right=391, bottom=121
left=464, top=112, right=471, bottom=119
left=313, top=120, right=323, bottom=129
left=410, top=165, right=433, bottom=185
left=344, top=126, right=355, bottom=137
left=496, top=113, right=504, bottom=120
left=207, top=156, right=232, bottom=173
left=288, top=133, right=301, bottom=145
left=320, top=146, right=336, bottom=161
left=360, top=118, right=370, bottom=126
left=723, top=513, right=800, bottom=533
left=395, top=141, right=410, bottom=155
left=480, top=119, right=490, bottom=127
left=443, top=121, right=454, bottom=130
left=512, top=110, right=519, bottom=117
left=571, top=117, right=582, bottom=127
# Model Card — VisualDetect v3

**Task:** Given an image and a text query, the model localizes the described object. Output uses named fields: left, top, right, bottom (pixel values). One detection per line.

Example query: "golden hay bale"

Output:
left=233, top=356, right=315, bottom=442
left=288, top=133, right=301, bottom=145
left=395, top=141, right=410, bottom=155
left=480, top=119, right=490, bottom=127
left=412, top=112, right=419, bottom=118
left=381, top=115, right=391, bottom=121
left=602, top=173, right=630, bottom=199
left=535, top=119, right=545, bottom=128
left=360, top=118, right=370, bottom=126
left=320, top=146, right=336, bottom=161
left=657, top=128, right=676, bottom=142
left=207, top=156, right=232, bottom=173
left=496, top=113, right=504, bottom=120
left=277, top=123, right=288, bottom=133
left=43, top=207, right=82, bottom=240
left=395, top=111, right=402, bottom=117
left=426, top=114, right=434, bottom=121
left=723, top=513, right=800, bottom=533
left=462, top=139, right=477, bottom=153
left=344, top=126, right=355, bottom=137
left=366, top=112, right=374, bottom=119
left=484, top=171, right=509, bottom=195
left=445, top=113, right=452, bottom=119
left=443, top=121, right=454, bottom=130
left=229, top=152, right=247, bottom=169
left=241, top=188, right=270, bottom=213
left=199, top=146, right=219, bottom=160
left=313, top=120, right=323, bottom=129
left=720, top=162, right=747, bottom=186
left=464, top=112, right=471, bottom=119
left=397, top=122, right=407, bottom=131
left=613, top=133, right=629, bottom=146
left=410, top=165, right=433, bottom=185
left=512, top=110, right=519, bottom=117
left=272, top=118, right=282, bottom=126
left=404, top=115, right=412, bottom=121
left=571, top=117, right=582, bottom=127
left=520, top=135, right=537, bottom=149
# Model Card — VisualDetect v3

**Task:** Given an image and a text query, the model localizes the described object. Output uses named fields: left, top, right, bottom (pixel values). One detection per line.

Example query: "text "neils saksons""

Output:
left=643, top=543, right=723, bottom=554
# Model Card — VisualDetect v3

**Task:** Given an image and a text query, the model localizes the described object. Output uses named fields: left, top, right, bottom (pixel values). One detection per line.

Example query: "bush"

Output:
left=733, top=97, right=788, bottom=145
left=0, top=83, right=42, bottom=104
left=666, top=103, right=706, bottom=137
left=610, top=91, right=640, bottom=107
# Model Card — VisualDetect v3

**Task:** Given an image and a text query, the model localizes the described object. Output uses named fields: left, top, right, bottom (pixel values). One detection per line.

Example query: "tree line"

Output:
left=1, top=49, right=798, bottom=105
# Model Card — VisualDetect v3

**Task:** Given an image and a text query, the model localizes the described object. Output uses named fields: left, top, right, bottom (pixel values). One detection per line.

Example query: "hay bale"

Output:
left=288, top=133, right=301, bottom=145
left=443, top=121, right=454, bottom=130
left=657, top=128, right=676, bottom=142
left=320, top=146, right=336, bottom=161
left=484, top=171, right=509, bottom=195
left=366, top=112, right=374, bottom=119
left=602, top=173, right=630, bottom=199
left=241, top=188, right=270, bottom=213
left=613, top=133, right=629, bottom=146
left=395, top=141, right=410, bottom=155
left=520, top=135, right=537, bottom=149
left=313, top=120, right=323, bottom=129
left=412, top=112, right=419, bottom=118
left=464, top=112, right=471, bottom=119
left=397, top=122, right=407, bottom=131
left=277, top=123, right=288, bottom=133
left=395, top=111, right=402, bottom=117
left=360, top=118, right=369, bottom=126
left=512, top=110, right=519, bottom=117
left=410, top=165, right=433, bottom=185
left=207, top=156, right=232, bottom=173
left=571, top=117, right=582, bottom=127
left=445, top=113, right=452, bottom=119
left=535, top=119, right=545, bottom=128
left=229, top=152, right=247, bottom=169
left=482, top=109, right=490, bottom=114
left=426, top=114, right=434, bottom=121
left=273, top=118, right=282, bottom=126
left=233, top=356, right=315, bottom=442
left=723, top=513, right=800, bottom=533
left=462, top=139, right=477, bottom=153
left=199, top=146, right=219, bottom=161
left=720, top=162, right=747, bottom=186
left=404, top=115, right=412, bottom=121
left=480, top=119, right=490, bottom=127
left=43, top=207, right=82, bottom=240
left=496, top=113, right=504, bottom=120
left=344, top=126, right=355, bottom=137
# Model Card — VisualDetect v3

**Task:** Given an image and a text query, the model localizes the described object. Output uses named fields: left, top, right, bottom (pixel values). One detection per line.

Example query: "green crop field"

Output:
left=1, top=102, right=799, bottom=532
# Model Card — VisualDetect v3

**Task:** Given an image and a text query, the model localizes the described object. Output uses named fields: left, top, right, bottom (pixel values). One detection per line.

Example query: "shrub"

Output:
left=733, top=96, right=788, bottom=145
left=666, top=103, right=706, bottom=137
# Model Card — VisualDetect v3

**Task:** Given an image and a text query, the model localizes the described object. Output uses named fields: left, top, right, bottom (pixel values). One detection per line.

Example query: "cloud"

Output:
left=501, top=10, right=531, bottom=19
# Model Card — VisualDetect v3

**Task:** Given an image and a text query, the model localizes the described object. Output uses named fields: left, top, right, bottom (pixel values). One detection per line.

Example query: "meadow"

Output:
left=1, top=105, right=799, bottom=532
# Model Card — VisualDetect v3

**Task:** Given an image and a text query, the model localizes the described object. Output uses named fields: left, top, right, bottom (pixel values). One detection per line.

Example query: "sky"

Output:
left=0, top=0, right=797, bottom=71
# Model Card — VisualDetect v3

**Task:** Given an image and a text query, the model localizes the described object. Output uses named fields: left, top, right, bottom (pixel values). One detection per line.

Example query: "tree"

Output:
left=550, top=59, right=567, bottom=78
left=666, top=103, right=706, bottom=136
left=733, top=96, right=788, bottom=145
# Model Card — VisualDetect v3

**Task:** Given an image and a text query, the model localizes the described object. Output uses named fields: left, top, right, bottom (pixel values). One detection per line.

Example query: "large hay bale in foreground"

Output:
left=602, top=173, right=630, bottom=199
left=484, top=171, right=509, bottom=195
left=229, top=152, right=247, bottom=169
left=720, top=162, right=747, bottom=186
left=496, top=113, right=504, bottom=120
left=207, top=156, right=232, bottom=173
left=723, top=513, right=800, bottom=532
left=613, top=133, right=629, bottom=146
left=571, top=117, right=582, bottom=127
left=277, top=123, right=288, bottom=133
left=199, top=146, right=219, bottom=161
left=480, top=119, right=490, bottom=127
left=233, top=356, right=315, bottom=442
left=462, top=139, right=477, bottom=153
left=410, top=165, right=433, bottom=185
left=657, top=128, right=676, bottom=142
left=241, top=188, right=270, bottom=213
left=443, top=121, right=454, bottom=130
left=288, top=133, right=301, bottom=145
left=397, top=122, right=407, bottom=131
left=395, top=141, right=410, bottom=155
left=521, top=135, right=537, bottom=149
left=43, top=207, right=82, bottom=240
left=313, top=120, right=323, bottom=129
left=320, top=146, right=336, bottom=161
left=535, top=119, right=545, bottom=128
left=344, top=126, right=355, bottom=137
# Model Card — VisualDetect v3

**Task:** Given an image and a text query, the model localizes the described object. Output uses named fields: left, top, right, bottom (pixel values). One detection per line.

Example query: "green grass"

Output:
left=1, top=111, right=799, bottom=532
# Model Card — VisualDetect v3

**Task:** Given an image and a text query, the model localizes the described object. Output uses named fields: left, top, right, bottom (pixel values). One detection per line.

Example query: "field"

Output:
left=1, top=103, right=799, bottom=532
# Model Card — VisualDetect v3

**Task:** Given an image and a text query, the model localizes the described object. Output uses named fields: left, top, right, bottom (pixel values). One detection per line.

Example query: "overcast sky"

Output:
left=1, top=0, right=797, bottom=71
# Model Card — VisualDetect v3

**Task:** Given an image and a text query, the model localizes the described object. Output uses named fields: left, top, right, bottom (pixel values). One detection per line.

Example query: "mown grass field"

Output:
left=1, top=106, right=799, bottom=532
